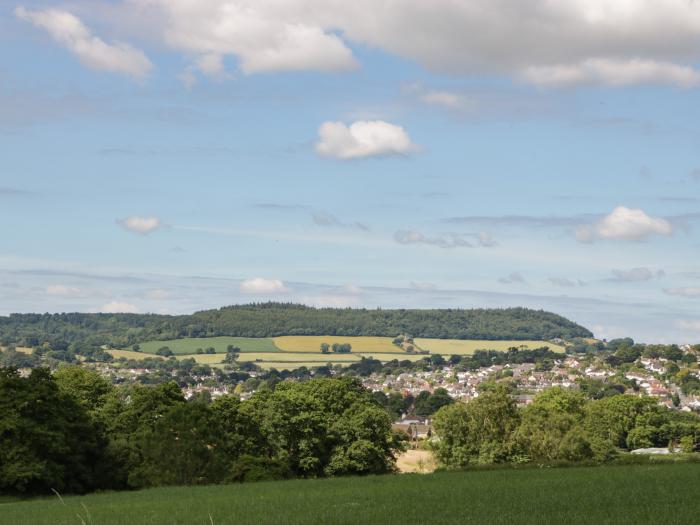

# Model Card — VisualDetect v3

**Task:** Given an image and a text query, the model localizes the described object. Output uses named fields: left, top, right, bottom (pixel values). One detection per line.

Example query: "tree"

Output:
left=432, top=386, right=520, bottom=468
left=156, top=346, right=173, bottom=357
left=0, top=368, right=107, bottom=494
left=53, top=366, right=113, bottom=414
left=320, top=343, right=330, bottom=354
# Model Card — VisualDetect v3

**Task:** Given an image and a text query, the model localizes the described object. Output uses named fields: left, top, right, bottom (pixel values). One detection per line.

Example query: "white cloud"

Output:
left=420, top=90, right=475, bottom=111
left=46, top=284, right=83, bottom=297
left=610, top=267, right=664, bottom=282
left=576, top=206, right=673, bottom=242
left=240, top=277, right=289, bottom=294
left=16, top=7, right=152, bottom=78
left=117, top=216, right=163, bottom=235
left=664, top=287, right=700, bottom=298
left=521, top=59, right=700, bottom=88
left=394, top=230, right=472, bottom=249
left=100, top=301, right=138, bottom=313
left=25, top=1, right=700, bottom=87
left=315, top=120, right=418, bottom=160
left=127, top=0, right=357, bottom=75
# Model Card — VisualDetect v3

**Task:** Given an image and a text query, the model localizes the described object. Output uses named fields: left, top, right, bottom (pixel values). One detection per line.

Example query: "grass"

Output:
left=135, top=337, right=279, bottom=355
left=240, top=352, right=360, bottom=363
left=4, top=463, right=700, bottom=524
left=413, top=338, right=566, bottom=355
left=273, top=336, right=402, bottom=354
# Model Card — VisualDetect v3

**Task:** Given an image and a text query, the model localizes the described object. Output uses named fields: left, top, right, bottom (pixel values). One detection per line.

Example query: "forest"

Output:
left=0, top=303, right=592, bottom=349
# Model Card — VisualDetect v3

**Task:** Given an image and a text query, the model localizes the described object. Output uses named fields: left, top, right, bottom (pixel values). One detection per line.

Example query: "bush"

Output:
left=227, top=456, right=292, bottom=483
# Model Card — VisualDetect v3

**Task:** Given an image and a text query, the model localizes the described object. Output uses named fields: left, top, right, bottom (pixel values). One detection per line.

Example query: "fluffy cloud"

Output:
left=240, top=277, right=289, bottom=294
left=315, top=121, right=418, bottom=160
left=16, top=7, right=152, bottom=78
left=664, top=287, right=700, bottom=298
left=97, top=0, right=700, bottom=87
left=576, top=206, right=673, bottom=242
left=126, top=0, right=357, bottom=76
left=498, top=272, right=526, bottom=285
left=117, top=216, right=163, bottom=235
left=610, top=267, right=664, bottom=283
left=100, top=301, right=138, bottom=313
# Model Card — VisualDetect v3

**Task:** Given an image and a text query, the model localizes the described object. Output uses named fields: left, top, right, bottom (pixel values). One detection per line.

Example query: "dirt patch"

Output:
left=396, top=449, right=436, bottom=474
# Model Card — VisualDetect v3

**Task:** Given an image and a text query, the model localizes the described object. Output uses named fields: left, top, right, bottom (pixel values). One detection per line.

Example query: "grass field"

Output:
left=136, top=337, right=279, bottom=355
left=414, top=338, right=566, bottom=355
left=4, top=463, right=699, bottom=524
left=0, top=346, right=33, bottom=354
left=274, top=336, right=402, bottom=353
left=241, top=352, right=360, bottom=363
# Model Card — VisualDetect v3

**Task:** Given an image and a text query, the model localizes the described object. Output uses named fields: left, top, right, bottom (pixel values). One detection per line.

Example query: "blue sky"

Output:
left=1, top=1, right=700, bottom=342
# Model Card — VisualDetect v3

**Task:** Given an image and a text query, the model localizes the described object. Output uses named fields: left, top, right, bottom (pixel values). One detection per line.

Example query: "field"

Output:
left=4, top=463, right=699, bottom=524
left=137, top=337, right=279, bottom=355
left=114, top=336, right=564, bottom=369
left=273, top=336, right=402, bottom=353
left=414, top=338, right=566, bottom=355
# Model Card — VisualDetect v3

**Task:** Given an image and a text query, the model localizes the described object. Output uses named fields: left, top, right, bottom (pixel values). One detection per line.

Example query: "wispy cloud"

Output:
left=664, top=287, right=700, bottom=298
left=609, top=267, right=665, bottom=283
left=312, top=211, right=369, bottom=231
left=498, top=272, right=526, bottom=285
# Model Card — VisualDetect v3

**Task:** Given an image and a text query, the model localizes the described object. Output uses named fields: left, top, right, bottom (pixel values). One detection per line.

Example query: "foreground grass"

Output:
left=4, top=463, right=699, bottom=524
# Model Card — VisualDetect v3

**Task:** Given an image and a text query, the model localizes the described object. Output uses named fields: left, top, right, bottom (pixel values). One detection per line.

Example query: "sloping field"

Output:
left=239, top=352, right=360, bottom=363
left=108, top=349, right=156, bottom=360
left=356, top=353, right=427, bottom=362
left=414, top=338, right=566, bottom=355
left=136, top=336, right=279, bottom=355
left=4, top=463, right=699, bottom=525
left=274, top=336, right=402, bottom=353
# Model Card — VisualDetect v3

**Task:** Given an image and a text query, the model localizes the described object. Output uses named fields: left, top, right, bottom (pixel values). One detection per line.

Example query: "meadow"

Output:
left=414, top=338, right=566, bottom=355
left=4, top=463, right=699, bottom=525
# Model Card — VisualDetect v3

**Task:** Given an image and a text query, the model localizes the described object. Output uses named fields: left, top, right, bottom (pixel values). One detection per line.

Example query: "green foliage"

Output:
left=0, top=304, right=593, bottom=348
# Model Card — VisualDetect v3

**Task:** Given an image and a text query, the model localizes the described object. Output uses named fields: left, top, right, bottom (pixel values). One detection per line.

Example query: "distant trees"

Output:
left=331, top=343, right=352, bottom=353
left=0, top=304, right=593, bottom=349
left=432, top=388, right=700, bottom=470
left=320, top=343, right=330, bottom=354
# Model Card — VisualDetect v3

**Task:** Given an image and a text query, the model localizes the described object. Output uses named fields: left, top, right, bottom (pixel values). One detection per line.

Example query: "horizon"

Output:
left=2, top=1, right=700, bottom=343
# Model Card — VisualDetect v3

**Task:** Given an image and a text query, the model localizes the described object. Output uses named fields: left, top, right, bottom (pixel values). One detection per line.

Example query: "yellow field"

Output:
left=107, top=349, right=152, bottom=360
left=238, top=352, right=359, bottom=363
left=273, top=336, right=402, bottom=353
left=0, top=346, right=34, bottom=354
left=256, top=362, right=341, bottom=371
left=413, top=339, right=566, bottom=355
left=356, top=353, right=427, bottom=362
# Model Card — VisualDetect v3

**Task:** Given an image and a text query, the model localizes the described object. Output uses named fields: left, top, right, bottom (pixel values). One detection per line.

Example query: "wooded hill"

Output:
left=0, top=303, right=592, bottom=348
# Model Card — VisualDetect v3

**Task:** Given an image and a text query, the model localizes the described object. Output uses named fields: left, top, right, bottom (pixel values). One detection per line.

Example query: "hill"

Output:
left=0, top=303, right=592, bottom=348
left=3, top=463, right=698, bottom=525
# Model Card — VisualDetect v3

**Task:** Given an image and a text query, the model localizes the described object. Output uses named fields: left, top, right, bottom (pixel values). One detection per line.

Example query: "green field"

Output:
left=414, top=338, right=566, bottom=355
left=136, top=337, right=279, bottom=355
left=4, top=463, right=699, bottom=524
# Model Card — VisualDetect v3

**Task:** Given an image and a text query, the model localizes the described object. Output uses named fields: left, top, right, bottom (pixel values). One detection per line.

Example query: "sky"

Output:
left=1, top=1, right=700, bottom=343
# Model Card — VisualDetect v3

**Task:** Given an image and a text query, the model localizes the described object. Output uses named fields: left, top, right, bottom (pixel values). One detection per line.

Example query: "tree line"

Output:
left=0, top=367, right=403, bottom=496
left=432, top=386, right=700, bottom=468
left=0, top=304, right=593, bottom=352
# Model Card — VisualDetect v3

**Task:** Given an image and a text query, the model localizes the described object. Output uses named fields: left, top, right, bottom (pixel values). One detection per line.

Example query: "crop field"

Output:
left=414, top=338, right=566, bottom=355
left=240, top=352, right=360, bottom=363
left=356, top=352, right=427, bottom=362
left=136, top=337, right=279, bottom=355
left=4, top=463, right=699, bottom=525
left=273, top=336, right=402, bottom=353
left=0, top=346, right=33, bottom=354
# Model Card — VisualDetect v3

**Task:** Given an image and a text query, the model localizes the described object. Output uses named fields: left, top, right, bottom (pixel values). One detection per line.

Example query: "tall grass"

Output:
left=4, top=463, right=699, bottom=524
